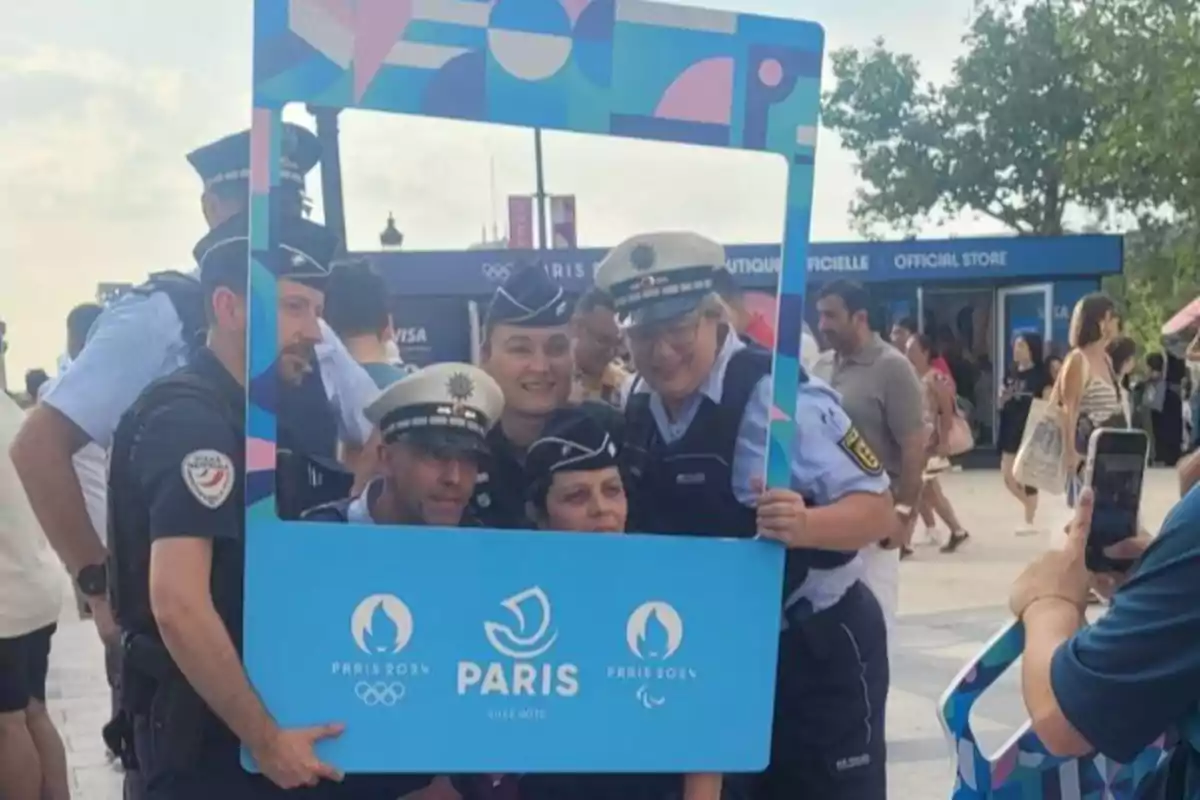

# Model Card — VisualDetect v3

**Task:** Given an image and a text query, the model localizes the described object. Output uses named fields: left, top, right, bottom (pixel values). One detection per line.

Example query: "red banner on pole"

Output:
left=507, top=196, right=534, bottom=249
left=550, top=195, right=577, bottom=249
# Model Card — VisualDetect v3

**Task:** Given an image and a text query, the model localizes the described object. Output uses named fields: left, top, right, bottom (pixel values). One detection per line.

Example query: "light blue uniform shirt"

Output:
left=635, top=333, right=891, bottom=612
left=346, top=479, right=383, bottom=524
left=42, top=290, right=376, bottom=449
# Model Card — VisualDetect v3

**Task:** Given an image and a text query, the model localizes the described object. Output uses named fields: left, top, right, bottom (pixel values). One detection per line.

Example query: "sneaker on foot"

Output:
left=918, top=528, right=940, bottom=547
left=940, top=530, right=970, bottom=553
left=1015, top=524, right=1041, bottom=537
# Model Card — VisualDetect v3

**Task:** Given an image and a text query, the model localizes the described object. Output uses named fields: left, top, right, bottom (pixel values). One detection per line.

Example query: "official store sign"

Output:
left=243, top=524, right=783, bottom=773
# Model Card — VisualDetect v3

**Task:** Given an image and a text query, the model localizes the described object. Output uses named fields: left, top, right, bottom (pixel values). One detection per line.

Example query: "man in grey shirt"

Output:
left=813, top=280, right=928, bottom=634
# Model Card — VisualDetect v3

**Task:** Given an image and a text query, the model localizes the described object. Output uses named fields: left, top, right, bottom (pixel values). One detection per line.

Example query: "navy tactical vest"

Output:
left=301, top=497, right=354, bottom=522
left=278, top=367, right=339, bottom=462
left=623, top=347, right=856, bottom=599
left=469, top=427, right=532, bottom=530
left=108, top=367, right=244, bottom=639
left=131, top=271, right=208, bottom=350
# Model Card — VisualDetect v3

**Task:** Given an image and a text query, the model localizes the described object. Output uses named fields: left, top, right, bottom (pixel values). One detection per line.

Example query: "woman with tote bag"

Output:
left=1057, top=294, right=1128, bottom=503
left=1014, top=294, right=1125, bottom=504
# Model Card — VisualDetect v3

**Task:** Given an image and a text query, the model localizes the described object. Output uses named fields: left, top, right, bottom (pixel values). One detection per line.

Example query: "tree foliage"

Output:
left=822, top=1, right=1100, bottom=236
left=1105, top=224, right=1200, bottom=352
left=1067, top=0, right=1200, bottom=354
left=1064, top=0, right=1200, bottom=222
left=823, top=0, right=1200, bottom=356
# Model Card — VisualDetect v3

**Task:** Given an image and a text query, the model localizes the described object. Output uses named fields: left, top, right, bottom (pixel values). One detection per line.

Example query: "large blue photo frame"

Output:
left=246, top=0, right=824, bottom=773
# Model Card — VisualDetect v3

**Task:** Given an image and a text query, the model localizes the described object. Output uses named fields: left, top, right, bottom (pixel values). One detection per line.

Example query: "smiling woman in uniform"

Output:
left=524, top=408, right=628, bottom=534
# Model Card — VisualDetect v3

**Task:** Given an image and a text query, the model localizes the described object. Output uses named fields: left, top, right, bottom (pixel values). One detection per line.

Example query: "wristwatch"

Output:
left=76, top=563, right=108, bottom=598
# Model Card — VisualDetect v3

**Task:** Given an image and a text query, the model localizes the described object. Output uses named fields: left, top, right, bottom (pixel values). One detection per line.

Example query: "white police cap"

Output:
left=594, top=232, right=726, bottom=327
left=365, top=363, right=504, bottom=453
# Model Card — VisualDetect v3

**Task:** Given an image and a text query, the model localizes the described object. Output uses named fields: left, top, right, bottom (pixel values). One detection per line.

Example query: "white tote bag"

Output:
left=1012, top=396, right=1068, bottom=495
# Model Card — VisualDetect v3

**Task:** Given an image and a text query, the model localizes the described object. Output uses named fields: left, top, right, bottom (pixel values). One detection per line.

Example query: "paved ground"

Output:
left=47, top=468, right=1185, bottom=798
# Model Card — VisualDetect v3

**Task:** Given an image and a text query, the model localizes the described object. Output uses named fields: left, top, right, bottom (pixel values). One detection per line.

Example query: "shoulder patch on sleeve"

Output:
left=838, top=427, right=883, bottom=477
left=181, top=449, right=235, bottom=509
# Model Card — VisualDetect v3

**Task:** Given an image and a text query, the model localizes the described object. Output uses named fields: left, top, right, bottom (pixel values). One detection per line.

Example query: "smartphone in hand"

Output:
left=1082, top=428, right=1149, bottom=573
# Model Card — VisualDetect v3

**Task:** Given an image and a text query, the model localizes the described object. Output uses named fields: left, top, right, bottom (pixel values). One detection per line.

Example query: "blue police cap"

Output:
left=485, top=265, right=570, bottom=329
left=193, top=212, right=342, bottom=289
left=526, top=407, right=621, bottom=488
left=186, top=123, right=320, bottom=192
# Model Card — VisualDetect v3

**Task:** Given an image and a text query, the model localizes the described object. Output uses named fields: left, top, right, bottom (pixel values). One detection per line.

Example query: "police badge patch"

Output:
left=838, top=427, right=883, bottom=476
left=181, top=449, right=235, bottom=509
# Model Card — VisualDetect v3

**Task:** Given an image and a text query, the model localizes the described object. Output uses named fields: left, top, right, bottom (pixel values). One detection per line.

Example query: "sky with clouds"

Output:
left=0, top=0, right=1006, bottom=378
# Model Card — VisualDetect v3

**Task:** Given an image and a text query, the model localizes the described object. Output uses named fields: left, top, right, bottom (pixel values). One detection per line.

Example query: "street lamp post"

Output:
left=310, top=106, right=348, bottom=247
left=534, top=128, right=549, bottom=251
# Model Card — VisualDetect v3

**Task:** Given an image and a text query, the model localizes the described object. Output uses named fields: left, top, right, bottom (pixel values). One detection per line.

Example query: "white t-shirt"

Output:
left=73, top=444, right=109, bottom=546
left=0, top=394, right=63, bottom=638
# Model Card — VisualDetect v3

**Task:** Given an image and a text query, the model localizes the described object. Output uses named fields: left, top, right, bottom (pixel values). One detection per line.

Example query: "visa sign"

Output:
left=397, top=327, right=428, bottom=344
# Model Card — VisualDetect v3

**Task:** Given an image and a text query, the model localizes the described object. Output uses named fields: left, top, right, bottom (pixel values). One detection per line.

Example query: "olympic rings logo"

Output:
left=354, top=681, right=406, bottom=707
left=483, top=263, right=513, bottom=282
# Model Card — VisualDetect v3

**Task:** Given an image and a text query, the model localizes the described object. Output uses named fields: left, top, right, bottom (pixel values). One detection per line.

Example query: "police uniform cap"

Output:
left=186, top=123, right=321, bottom=191
left=485, top=265, right=571, bottom=329
left=526, top=407, right=621, bottom=489
left=594, top=232, right=726, bottom=328
left=365, top=363, right=504, bottom=455
left=193, top=212, right=342, bottom=289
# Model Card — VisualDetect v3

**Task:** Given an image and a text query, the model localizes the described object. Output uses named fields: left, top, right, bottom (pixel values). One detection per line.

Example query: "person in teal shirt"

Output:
left=1013, top=484, right=1200, bottom=797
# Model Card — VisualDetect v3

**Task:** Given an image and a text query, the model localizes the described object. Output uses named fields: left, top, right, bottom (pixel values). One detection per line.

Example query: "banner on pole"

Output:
left=507, top=195, right=534, bottom=250
left=549, top=195, right=577, bottom=249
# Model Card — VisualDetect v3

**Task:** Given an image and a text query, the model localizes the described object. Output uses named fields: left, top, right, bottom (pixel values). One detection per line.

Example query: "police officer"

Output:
left=305, top=363, right=503, bottom=527
left=596, top=232, right=897, bottom=800
left=471, top=266, right=605, bottom=529
left=303, top=364, right=501, bottom=800
left=10, top=123, right=376, bottom=652
left=105, top=215, right=347, bottom=799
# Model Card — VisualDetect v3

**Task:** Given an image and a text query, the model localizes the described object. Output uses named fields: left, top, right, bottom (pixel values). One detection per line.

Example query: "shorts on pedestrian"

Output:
left=0, top=624, right=56, bottom=713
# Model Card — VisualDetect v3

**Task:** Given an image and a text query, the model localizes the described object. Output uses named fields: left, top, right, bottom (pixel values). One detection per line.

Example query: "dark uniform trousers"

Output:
left=625, top=348, right=889, bottom=799
left=132, top=723, right=344, bottom=800
left=755, top=582, right=889, bottom=799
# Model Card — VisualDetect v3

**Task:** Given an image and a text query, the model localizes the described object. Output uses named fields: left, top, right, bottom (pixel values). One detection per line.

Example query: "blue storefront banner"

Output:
left=361, top=235, right=1123, bottom=297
